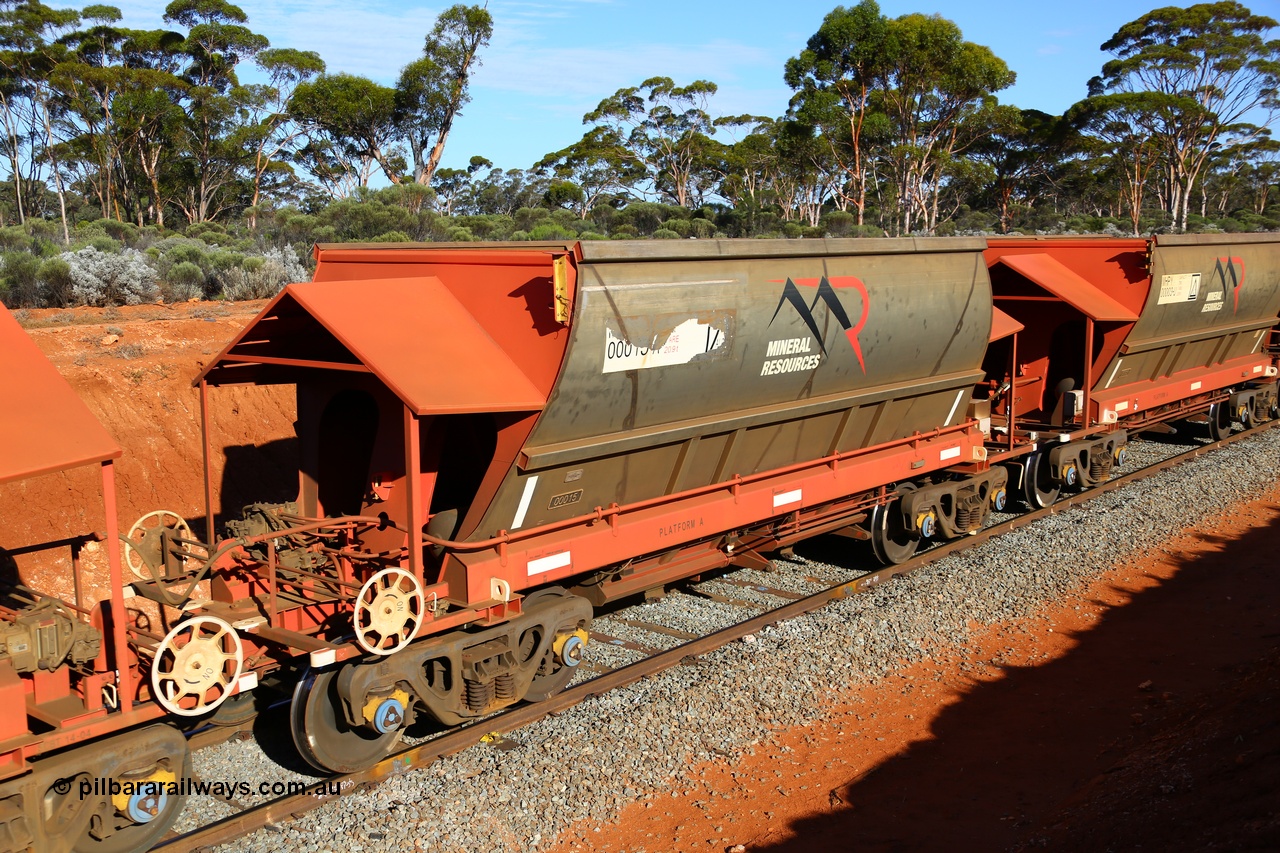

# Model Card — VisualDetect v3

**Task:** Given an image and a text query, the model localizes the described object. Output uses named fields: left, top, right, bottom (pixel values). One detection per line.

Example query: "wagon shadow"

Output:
left=751, top=510, right=1280, bottom=852
left=187, top=438, right=299, bottom=541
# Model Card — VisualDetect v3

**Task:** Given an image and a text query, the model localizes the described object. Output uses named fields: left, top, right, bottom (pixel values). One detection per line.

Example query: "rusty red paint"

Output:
left=0, top=309, right=121, bottom=483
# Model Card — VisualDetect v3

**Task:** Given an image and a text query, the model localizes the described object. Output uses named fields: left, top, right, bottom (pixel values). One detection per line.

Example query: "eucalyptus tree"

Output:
left=395, top=4, right=492, bottom=186
left=289, top=73, right=402, bottom=191
left=56, top=4, right=132, bottom=221
left=534, top=127, right=643, bottom=217
left=1068, top=95, right=1163, bottom=235
left=875, top=12, right=1015, bottom=234
left=431, top=154, right=489, bottom=214
left=584, top=76, right=719, bottom=208
left=1198, top=136, right=1279, bottom=219
left=0, top=0, right=82, bottom=228
left=162, top=0, right=268, bottom=222
left=784, top=0, right=889, bottom=226
left=108, top=51, right=188, bottom=227
left=238, top=47, right=324, bottom=228
left=1088, top=2, right=1280, bottom=232
left=703, top=116, right=780, bottom=219
left=969, top=107, right=1067, bottom=233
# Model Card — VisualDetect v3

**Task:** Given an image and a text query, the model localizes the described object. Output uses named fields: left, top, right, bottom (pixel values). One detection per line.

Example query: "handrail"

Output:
left=423, top=421, right=977, bottom=552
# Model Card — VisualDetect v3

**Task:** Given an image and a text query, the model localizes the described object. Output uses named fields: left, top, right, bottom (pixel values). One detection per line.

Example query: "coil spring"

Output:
left=955, top=505, right=976, bottom=531
left=1255, top=400, right=1270, bottom=422
left=465, top=678, right=494, bottom=711
left=1089, top=456, right=1112, bottom=482
left=494, top=673, right=515, bottom=701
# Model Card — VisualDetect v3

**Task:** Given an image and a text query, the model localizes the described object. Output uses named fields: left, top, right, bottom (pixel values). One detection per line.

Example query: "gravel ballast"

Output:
left=190, top=427, right=1280, bottom=852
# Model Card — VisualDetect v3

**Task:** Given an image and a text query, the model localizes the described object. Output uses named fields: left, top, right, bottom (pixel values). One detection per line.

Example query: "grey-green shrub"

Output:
left=61, top=246, right=159, bottom=306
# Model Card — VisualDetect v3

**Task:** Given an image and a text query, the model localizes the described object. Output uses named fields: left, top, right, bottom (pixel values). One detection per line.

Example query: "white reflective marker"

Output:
left=946, top=389, right=965, bottom=425
left=773, top=489, right=802, bottom=508
left=512, top=475, right=539, bottom=529
left=528, top=551, right=572, bottom=576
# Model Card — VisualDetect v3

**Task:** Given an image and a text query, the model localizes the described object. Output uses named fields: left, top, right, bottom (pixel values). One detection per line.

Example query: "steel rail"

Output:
left=155, top=420, right=1279, bottom=853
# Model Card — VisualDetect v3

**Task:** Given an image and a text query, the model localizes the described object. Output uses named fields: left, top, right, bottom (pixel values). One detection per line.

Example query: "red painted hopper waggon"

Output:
left=0, top=234, right=1277, bottom=850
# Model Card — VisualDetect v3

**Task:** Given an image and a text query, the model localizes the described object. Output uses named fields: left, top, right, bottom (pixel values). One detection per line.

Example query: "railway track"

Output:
left=154, top=419, right=1279, bottom=852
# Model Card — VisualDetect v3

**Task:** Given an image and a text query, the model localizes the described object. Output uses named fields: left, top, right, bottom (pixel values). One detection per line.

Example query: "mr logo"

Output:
left=1210, top=257, right=1245, bottom=313
left=768, top=276, right=870, bottom=373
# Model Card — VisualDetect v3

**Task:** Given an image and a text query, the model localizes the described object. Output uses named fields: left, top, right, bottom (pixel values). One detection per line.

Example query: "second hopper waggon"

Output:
left=123, top=238, right=1008, bottom=773
left=983, top=234, right=1280, bottom=507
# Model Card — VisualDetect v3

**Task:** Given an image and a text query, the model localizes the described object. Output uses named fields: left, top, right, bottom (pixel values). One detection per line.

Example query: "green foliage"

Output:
left=688, top=218, right=716, bottom=239
left=584, top=76, right=720, bottom=208
left=396, top=5, right=494, bottom=184
left=1086, top=2, right=1280, bottom=232
left=0, top=0, right=1269, bottom=252
left=614, top=202, right=669, bottom=235
left=822, top=210, right=856, bottom=236
left=314, top=198, right=423, bottom=241
left=0, top=252, right=42, bottom=307
left=38, top=257, right=74, bottom=307
left=651, top=228, right=681, bottom=240
left=99, top=219, right=139, bottom=244
left=163, top=260, right=206, bottom=301
left=0, top=227, right=32, bottom=252
left=290, top=73, right=402, bottom=183
left=528, top=223, right=574, bottom=240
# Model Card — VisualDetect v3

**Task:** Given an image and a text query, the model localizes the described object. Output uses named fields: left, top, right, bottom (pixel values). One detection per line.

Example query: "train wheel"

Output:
left=869, top=485, right=918, bottom=566
left=520, top=587, right=585, bottom=703
left=291, top=665, right=402, bottom=774
left=72, top=754, right=191, bottom=853
left=1208, top=401, right=1232, bottom=442
left=1022, top=452, right=1061, bottom=509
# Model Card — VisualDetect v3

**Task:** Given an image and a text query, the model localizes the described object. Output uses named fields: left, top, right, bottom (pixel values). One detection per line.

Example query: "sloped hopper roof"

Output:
left=0, top=309, right=122, bottom=484
left=196, top=277, right=546, bottom=414
left=993, top=253, right=1140, bottom=322
left=989, top=306, right=1024, bottom=342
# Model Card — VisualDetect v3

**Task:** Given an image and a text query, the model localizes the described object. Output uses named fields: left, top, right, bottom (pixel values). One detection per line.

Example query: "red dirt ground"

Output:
left=548, top=492, right=1280, bottom=853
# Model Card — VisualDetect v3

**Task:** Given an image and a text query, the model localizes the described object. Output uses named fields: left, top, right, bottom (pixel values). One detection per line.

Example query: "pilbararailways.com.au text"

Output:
left=53, top=777, right=343, bottom=799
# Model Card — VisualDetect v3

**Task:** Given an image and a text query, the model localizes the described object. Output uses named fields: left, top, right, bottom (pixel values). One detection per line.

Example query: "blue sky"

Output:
left=88, top=1, right=1280, bottom=172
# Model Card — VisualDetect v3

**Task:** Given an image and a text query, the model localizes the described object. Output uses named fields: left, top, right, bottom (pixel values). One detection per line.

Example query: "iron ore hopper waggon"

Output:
left=984, top=234, right=1280, bottom=507
left=0, top=233, right=1277, bottom=852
